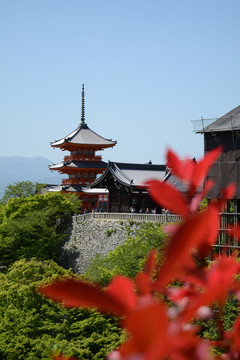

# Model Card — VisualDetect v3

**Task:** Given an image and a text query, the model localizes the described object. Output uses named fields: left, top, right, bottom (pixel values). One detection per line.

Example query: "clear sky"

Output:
left=0, top=0, right=239, bottom=166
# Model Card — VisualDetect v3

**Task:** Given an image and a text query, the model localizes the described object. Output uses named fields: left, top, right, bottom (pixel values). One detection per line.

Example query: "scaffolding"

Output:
left=210, top=211, right=240, bottom=259
left=191, top=113, right=240, bottom=133
left=191, top=117, right=217, bottom=133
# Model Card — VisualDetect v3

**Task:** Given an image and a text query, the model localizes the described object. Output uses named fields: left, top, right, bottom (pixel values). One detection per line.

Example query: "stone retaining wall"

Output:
left=60, top=217, right=142, bottom=274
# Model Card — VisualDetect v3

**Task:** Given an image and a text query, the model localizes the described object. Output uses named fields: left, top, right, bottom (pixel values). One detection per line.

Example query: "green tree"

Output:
left=86, top=222, right=167, bottom=286
left=63, top=192, right=82, bottom=214
left=0, top=192, right=80, bottom=267
left=0, top=259, right=123, bottom=360
left=0, top=181, right=41, bottom=204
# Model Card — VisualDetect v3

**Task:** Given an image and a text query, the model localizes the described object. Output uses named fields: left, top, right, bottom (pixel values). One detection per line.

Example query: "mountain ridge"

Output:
left=0, top=156, right=64, bottom=197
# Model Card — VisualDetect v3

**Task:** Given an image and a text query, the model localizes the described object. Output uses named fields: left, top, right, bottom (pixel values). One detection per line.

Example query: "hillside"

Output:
left=0, top=156, right=63, bottom=197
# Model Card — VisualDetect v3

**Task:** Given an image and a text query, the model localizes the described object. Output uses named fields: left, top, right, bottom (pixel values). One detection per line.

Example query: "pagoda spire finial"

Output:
left=81, top=84, right=85, bottom=124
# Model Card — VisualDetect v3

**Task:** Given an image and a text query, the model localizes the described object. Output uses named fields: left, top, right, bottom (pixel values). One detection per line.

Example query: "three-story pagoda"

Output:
left=49, top=85, right=117, bottom=210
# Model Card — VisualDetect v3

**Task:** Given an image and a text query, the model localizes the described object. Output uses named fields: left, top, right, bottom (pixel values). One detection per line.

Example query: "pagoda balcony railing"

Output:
left=64, top=154, right=102, bottom=162
left=62, top=179, right=94, bottom=185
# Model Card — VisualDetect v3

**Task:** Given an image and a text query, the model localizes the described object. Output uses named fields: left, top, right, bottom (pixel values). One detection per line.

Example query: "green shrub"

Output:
left=106, top=228, right=116, bottom=237
left=196, top=297, right=240, bottom=343
left=128, top=220, right=134, bottom=227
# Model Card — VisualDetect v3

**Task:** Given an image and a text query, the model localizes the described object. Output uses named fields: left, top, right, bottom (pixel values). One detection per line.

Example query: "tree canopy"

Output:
left=0, top=181, right=44, bottom=204
left=0, top=259, right=123, bottom=360
left=0, top=192, right=81, bottom=267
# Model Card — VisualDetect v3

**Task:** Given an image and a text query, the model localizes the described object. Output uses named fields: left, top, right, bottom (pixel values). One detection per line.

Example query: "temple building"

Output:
left=90, top=161, right=191, bottom=213
left=49, top=85, right=117, bottom=210
left=90, top=161, right=168, bottom=213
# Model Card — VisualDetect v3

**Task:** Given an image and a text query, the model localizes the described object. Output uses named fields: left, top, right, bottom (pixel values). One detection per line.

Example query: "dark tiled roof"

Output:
left=51, top=122, right=117, bottom=148
left=200, top=105, right=240, bottom=133
left=164, top=172, right=188, bottom=192
left=91, top=161, right=167, bottom=188
left=165, top=171, right=203, bottom=193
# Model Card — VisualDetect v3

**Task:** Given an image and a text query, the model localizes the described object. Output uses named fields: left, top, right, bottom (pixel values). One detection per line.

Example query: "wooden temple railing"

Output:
left=62, top=179, right=93, bottom=185
left=73, top=212, right=183, bottom=223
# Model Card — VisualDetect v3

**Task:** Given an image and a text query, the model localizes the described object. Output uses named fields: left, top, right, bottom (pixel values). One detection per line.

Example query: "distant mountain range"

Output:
left=0, top=156, right=64, bottom=197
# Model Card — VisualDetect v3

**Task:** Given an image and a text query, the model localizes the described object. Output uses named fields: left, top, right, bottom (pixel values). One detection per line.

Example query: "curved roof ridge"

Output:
left=113, top=163, right=133, bottom=184
left=162, top=168, right=171, bottom=182
left=50, top=126, right=80, bottom=145
left=90, top=161, right=167, bottom=188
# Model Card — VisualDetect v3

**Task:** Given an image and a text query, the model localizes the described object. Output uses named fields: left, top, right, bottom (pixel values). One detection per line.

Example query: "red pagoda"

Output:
left=49, top=85, right=117, bottom=210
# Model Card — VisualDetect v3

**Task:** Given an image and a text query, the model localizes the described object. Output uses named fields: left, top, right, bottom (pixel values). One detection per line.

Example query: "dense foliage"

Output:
left=2, top=153, right=240, bottom=360
left=0, top=192, right=81, bottom=267
left=0, top=185, right=123, bottom=359
left=0, top=259, right=123, bottom=360
left=86, top=222, right=167, bottom=285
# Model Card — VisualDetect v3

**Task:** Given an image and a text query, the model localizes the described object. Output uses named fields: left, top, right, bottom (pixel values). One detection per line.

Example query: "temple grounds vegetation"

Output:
left=0, top=259, right=124, bottom=360
left=1, top=159, right=240, bottom=360
left=39, top=149, right=240, bottom=360
left=0, top=182, right=168, bottom=359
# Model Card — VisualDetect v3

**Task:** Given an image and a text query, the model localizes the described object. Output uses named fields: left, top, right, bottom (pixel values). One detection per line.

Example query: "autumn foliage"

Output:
left=39, top=148, right=240, bottom=360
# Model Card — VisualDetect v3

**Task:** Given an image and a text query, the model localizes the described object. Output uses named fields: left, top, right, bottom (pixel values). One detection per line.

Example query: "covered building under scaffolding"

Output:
left=193, top=105, right=240, bottom=208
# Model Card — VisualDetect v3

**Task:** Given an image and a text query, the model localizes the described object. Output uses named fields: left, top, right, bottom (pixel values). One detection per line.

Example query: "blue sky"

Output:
left=0, top=0, right=239, bottom=165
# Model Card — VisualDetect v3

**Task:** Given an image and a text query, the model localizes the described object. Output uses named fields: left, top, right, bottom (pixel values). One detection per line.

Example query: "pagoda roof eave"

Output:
left=49, top=162, right=65, bottom=170
left=50, top=142, right=116, bottom=151
left=51, top=123, right=117, bottom=148
left=49, top=160, right=107, bottom=171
